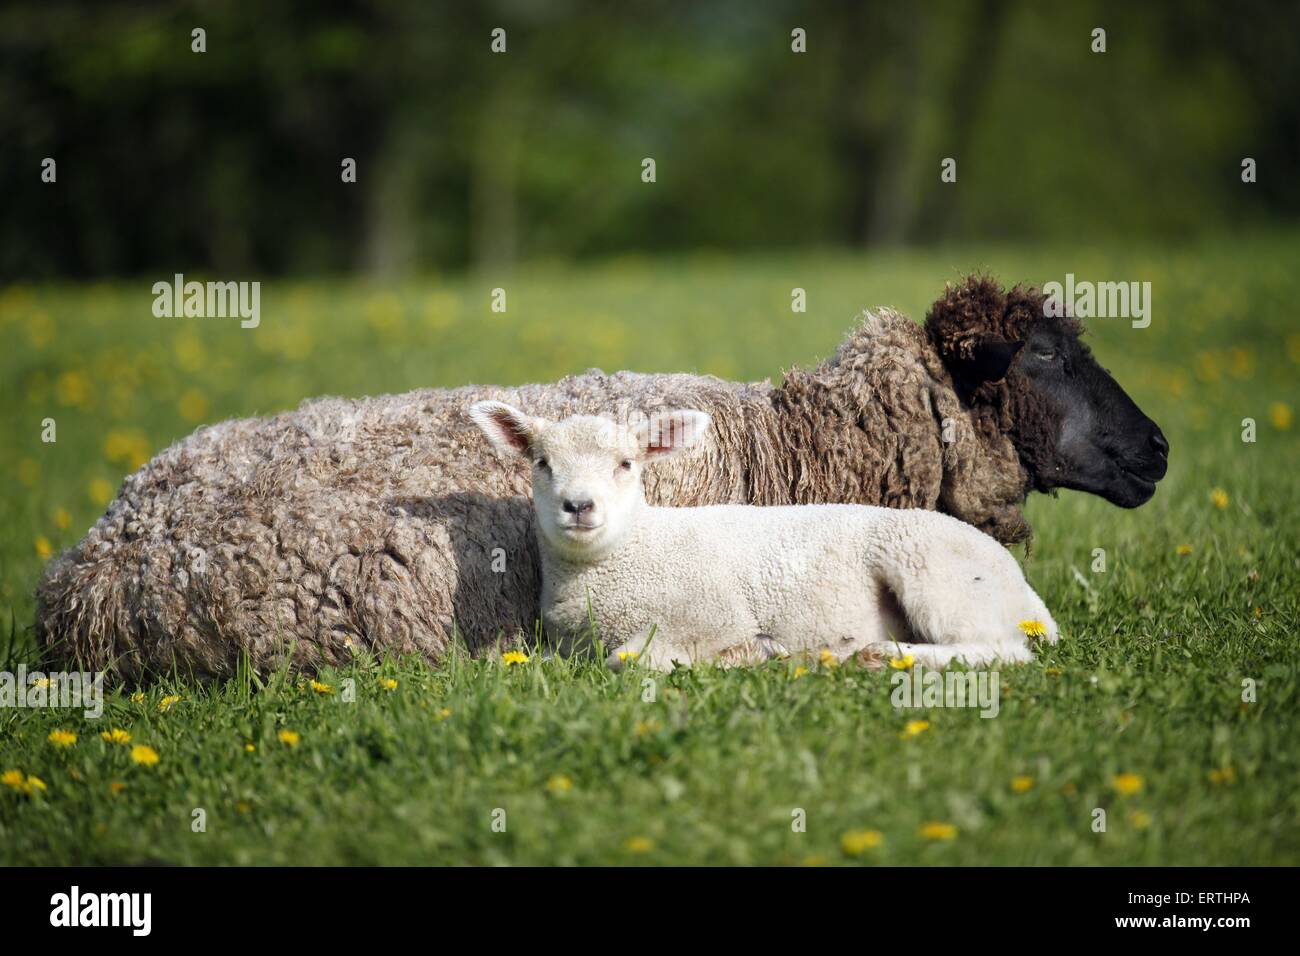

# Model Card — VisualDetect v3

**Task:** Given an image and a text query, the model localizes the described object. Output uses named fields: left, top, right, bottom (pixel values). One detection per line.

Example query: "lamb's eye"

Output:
left=535, top=458, right=549, bottom=471
left=619, top=460, right=633, bottom=471
left=1036, top=349, right=1057, bottom=361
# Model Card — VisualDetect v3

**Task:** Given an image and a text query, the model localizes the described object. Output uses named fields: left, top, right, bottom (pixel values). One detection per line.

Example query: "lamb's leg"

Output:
left=606, top=627, right=784, bottom=671
left=875, top=536, right=1059, bottom=666
left=711, top=634, right=790, bottom=667
left=859, top=640, right=1033, bottom=668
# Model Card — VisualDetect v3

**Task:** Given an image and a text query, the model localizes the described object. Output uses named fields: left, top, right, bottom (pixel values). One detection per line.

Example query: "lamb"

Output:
left=470, top=401, right=1059, bottom=670
left=35, top=276, right=1165, bottom=681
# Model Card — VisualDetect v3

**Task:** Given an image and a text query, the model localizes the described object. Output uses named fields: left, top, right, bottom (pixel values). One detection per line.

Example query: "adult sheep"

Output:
left=36, top=275, right=1168, bottom=681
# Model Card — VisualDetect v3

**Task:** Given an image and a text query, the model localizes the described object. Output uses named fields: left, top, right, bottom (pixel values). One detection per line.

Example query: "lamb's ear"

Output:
left=639, top=409, right=711, bottom=461
left=468, top=401, right=542, bottom=456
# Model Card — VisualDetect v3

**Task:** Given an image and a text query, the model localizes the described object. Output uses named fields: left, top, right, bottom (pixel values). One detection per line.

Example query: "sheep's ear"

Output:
left=951, top=339, right=1023, bottom=388
left=639, top=409, right=711, bottom=461
left=469, top=401, right=542, bottom=456
left=926, top=275, right=1023, bottom=389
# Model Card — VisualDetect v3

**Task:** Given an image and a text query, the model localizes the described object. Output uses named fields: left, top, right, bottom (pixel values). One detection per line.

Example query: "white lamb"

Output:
left=469, top=401, right=1060, bottom=671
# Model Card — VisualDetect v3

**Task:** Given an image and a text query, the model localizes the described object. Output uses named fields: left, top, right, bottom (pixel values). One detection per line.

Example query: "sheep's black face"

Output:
left=1006, top=324, right=1169, bottom=507
left=928, top=276, right=1169, bottom=510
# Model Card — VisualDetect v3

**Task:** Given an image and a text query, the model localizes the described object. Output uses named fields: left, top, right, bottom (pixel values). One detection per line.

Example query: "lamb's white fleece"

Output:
left=543, top=501, right=1057, bottom=670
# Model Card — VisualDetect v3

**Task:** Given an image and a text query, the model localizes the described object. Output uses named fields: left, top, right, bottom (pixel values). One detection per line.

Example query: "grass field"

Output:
left=1, top=233, right=1298, bottom=865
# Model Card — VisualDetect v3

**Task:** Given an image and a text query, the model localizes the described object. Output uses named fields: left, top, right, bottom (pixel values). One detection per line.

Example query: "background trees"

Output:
left=2, top=0, right=1295, bottom=278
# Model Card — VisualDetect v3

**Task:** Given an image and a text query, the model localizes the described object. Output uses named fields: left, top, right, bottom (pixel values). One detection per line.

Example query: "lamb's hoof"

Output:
left=853, top=646, right=889, bottom=671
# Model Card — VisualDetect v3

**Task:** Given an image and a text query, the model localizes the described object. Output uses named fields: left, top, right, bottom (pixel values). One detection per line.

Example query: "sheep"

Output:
left=469, top=400, right=1059, bottom=670
left=35, top=276, right=1164, bottom=681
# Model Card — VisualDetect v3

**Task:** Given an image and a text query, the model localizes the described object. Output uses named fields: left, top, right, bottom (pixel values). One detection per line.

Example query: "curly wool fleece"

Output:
left=37, top=308, right=1033, bottom=680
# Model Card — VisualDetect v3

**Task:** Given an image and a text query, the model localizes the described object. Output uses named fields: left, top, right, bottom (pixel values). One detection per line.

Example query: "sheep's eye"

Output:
left=1036, top=349, right=1058, bottom=361
left=535, top=458, right=549, bottom=471
left=619, top=460, right=633, bottom=471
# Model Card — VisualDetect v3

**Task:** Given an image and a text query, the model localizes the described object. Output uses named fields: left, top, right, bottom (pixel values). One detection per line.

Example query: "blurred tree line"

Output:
left=2, top=0, right=1297, bottom=278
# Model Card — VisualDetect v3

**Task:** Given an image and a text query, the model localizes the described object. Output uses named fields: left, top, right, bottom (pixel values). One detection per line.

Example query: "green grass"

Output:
left=1, top=232, right=1298, bottom=864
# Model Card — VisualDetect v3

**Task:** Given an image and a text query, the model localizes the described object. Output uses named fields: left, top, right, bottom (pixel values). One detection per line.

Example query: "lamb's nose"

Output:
left=1150, top=429, right=1169, bottom=457
left=562, top=498, right=594, bottom=515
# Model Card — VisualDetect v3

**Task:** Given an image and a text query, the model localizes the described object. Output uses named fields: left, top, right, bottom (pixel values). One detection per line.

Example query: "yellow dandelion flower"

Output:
left=434, top=707, right=452, bottom=721
left=35, top=535, right=53, bottom=559
left=244, top=743, right=256, bottom=752
left=158, top=694, right=181, bottom=712
left=1111, top=773, right=1143, bottom=796
left=178, top=388, right=209, bottom=423
left=1175, top=544, right=1193, bottom=556
left=1270, top=402, right=1293, bottom=430
left=99, top=728, right=131, bottom=745
left=1018, top=620, right=1048, bottom=639
left=1208, top=767, right=1237, bottom=785
left=23, top=775, right=47, bottom=794
left=173, top=333, right=206, bottom=371
left=88, top=477, right=113, bottom=506
left=840, top=829, right=883, bottom=855
left=792, top=665, right=809, bottom=679
left=901, top=719, right=930, bottom=739
left=919, top=822, right=958, bottom=841
left=380, top=678, right=398, bottom=691
left=130, top=745, right=159, bottom=766
left=818, top=648, right=838, bottom=667
left=310, top=680, right=334, bottom=695
left=1194, top=350, right=1221, bottom=383
left=47, top=729, right=77, bottom=748
left=616, top=650, right=639, bottom=663
left=1228, top=347, right=1255, bottom=379
left=55, top=370, right=91, bottom=407
left=1044, top=666, right=1063, bottom=677
left=109, top=781, right=127, bottom=795
left=546, top=774, right=574, bottom=794
left=623, top=836, right=654, bottom=854
left=103, top=429, right=147, bottom=464
left=130, top=692, right=145, bottom=703
left=1130, top=810, right=1152, bottom=830
left=1210, top=488, right=1229, bottom=509
left=1010, top=775, right=1035, bottom=793
left=2, top=769, right=25, bottom=789
left=365, top=293, right=405, bottom=334
left=501, top=650, right=529, bottom=666
left=889, top=655, right=915, bottom=670
left=18, top=458, right=39, bottom=486
left=277, top=729, right=300, bottom=747
left=54, top=507, right=72, bottom=530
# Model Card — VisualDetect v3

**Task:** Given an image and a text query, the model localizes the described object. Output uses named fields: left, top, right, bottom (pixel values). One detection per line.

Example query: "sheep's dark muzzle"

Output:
left=1097, top=422, right=1169, bottom=507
